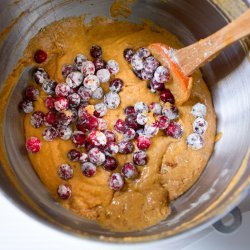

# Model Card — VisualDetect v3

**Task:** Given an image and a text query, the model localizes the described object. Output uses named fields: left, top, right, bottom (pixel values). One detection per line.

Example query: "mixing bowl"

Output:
left=0, top=0, right=249, bottom=243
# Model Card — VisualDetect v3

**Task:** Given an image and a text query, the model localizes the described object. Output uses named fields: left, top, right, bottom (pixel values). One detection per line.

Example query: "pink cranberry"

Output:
left=77, top=86, right=92, bottom=103
left=103, top=142, right=119, bottom=156
left=44, top=96, right=55, bottom=110
left=93, top=58, right=107, bottom=71
left=114, top=119, right=126, bottom=133
left=123, top=128, right=136, bottom=141
left=57, top=184, right=72, bottom=200
left=118, top=140, right=134, bottom=154
left=54, top=97, right=69, bottom=112
left=107, top=60, right=119, bottom=75
left=143, top=123, right=159, bottom=137
left=137, top=135, right=151, bottom=151
left=165, top=122, right=183, bottom=139
left=42, top=79, right=57, bottom=95
left=26, top=137, right=41, bottom=153
left=58, top=164, right=73, bottom=180
left=81, top=61, right=96, bottom=77
left=88, top=148, right=106, bottom=166
left=55, top=83, right=70, bottom=97
left=44, top=111, right=58, bottom=126
left=136, top=47, right=151, bottom=59
left=68, top=93, right=81, bottom=108
left=81, top=162, right=96, bottom=177
left=83, top=75, right=100, bottom=92
left=74, top=54, right=87, bottom=70
left=109, top=173, right=124, bottom=191
left=103, top=156, right=118, bottom=171
left=34, top=49, right=47, bottom=64
left=90, top=45, right=102, bottom=58
left=160, top=89, right=175, bottom=104
left=131, top=54, right=143, bottom=71
left=124, top=106, right=135, bottom=116
left=57, top=126, right=72, bottom=140
left=42, top=127, right=58, bottom=141
left=154, top=66, right=170, bottom=83
left=143, top=56, right=160, bottom=73
left=150, top=79, right=165, bottom=91
left=33, top=68, right=49, bottom=85
left=157, top=115, right=170, bottom=129
left=104, top=92, right=120, bottom=109
left=96, top=69, right=111, bottom=83
left=19, top=99, right=34, bottom=114
left=25, top=86, right=39, bottom=101
left=121, top=162, right=137, bottom=179
left=98, top=118, right=107, bottom=131
left=87, top=130, right=107, bottom=147
left=62, top=64, right=76, bottom=78
left=30, top=111, right=45, bottom=128
left=67, top=149, right=83, bottom=162
left=71, top=131, right=85, bottom=147
left=133, top=150, right=148, bottom=166
left=66, top=71, right=83, bottom=88
left=104, top=130, right=116, bottom=143
left=149, top=102, right=162, bottom=115
left=109, top=78, right=124, bottom=93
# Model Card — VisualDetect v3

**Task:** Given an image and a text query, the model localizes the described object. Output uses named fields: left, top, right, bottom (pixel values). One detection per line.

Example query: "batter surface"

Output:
left=21, top=17, right=216, bottom=232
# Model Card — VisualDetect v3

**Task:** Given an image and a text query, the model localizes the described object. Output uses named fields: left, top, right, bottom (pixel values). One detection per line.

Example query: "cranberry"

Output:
left=154, top=66, right=170, bottom=83
left=114, top=119, right=126, bottom=133
left=44, top=111, right=58, bottom=126
left=25, top=86, right=39, bottom=101
left=42, top=127, right=58, bottom=141
left=141, top=69, right=153, bottom=80
left=83, top=75, right=100, bottom=92
left=44, top=96, right=55, bottom=110
left=118, top=140, right=134, bottom=154
left=88, top=148, right=105, bottom=166
left=19, top=99, right=34, bottom=114
left=191, top=103, right=207, bottom=118
left=26, top=137, right=41, bottom=153
left=74, top=54, right=87, bottom=70
left=71, top=131, right=85, bottom=147
left=157, top=115, right=170, bottom=130
left=131, top=54, right=143, bottom=71
left=94, top=102, right=107, bottom=118
left=186, top=133, right=204, bottom=150
left=103, top=142, right=119, bottom=156
left=81, top=61, right=95, bottom=77
left=133, top=150, right=148, bottom=166
left=134, top=102, right=148, bottom=113
left=193, top=117, right=208, bottom=135
left=67, top=149, right=82, bottom=162
left=125, top=114, right=140, bottom=130
left=77, top=106, right=89, bottom=120
left=34, top=49, right=47, bottom=64
left=135, top=128, right=144, bottom=139
left=121, top=162, right=137, bottom=179
left=143, top=56, right=160, bottom=73
left=92, top=87, right=104, bottom=100
left=56, top=110, right=74, bottom=126
left=165, top=122, right=183, bottom=139
left=109, top=78, right=124, bottom=93
left=30, top=111, right=45, bottom=128
left=107, top=60, right=119, bottom=75
left=162, top=104, right=179, bottom=120
left=82, top=162, right=96, bottom=177
left=124, top=106, right=135, bottom=116
left=104, top=92, right=120, bottom=109
left=123, top=128, right=136, bottom=141
left=66, top=71, right=83, bottom=88
left=96, top=69, right=110, bottom=83
left=150, top=79, right=165, bottom=91
left=104, top=130, right=116, bottom=143
left=85, top=141, right=95, bottom=152
left=62, top=64, right=76, bottom=78
left=136, top=47, right=151, bottom=59
left=33, top=68, right=49, bottom=85
left=109, top=173, right=124, bottom=191
left=103, top=156, right=118, bottom=171
left=160, top=89, right=175, bottom=104
left=93, top=58, right=107, bottom=71
left=144, top=123, right=159, bottom=137
left=85, top=115, right=99, bottom=131
left=68, top=93, right=81, bottom=108
left=133, top=69, right=142, bottom=79
left=136, top=113, right=148, bottom=125
left=90, top=45, right=102, bottom=58
left=58, top=125, right=72, bottom=140
left=98, top=118, right=107, bottom=131
left=77, top=86, right=92, bottom=103
left=123, top=48, right=134, bottom=62
left=87, top=130, right=107, bottom=147
left=42, top=79, right=57, bottom=95
left=58, top=164, right=73, bottom=180
left=149, top=102, right=162, bottom=115
left=55, top=83, right=70, bottom=97
left=57, top=184, right=71, bottom=199
left=137, top=135, right=151, bottom=151
left=54, top=97, right=69, bottom=112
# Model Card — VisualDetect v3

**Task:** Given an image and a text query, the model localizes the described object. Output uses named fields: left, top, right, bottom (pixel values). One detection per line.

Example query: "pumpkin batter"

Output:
left=21, top=17, right=216, bottom=232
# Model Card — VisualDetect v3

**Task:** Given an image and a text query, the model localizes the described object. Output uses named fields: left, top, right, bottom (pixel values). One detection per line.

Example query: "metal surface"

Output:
left=0, top=0, right=250, bottom=243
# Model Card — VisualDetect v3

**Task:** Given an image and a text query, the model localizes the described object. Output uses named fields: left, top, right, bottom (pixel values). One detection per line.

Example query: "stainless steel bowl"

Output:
left=0, top=0, right=249, bottom=243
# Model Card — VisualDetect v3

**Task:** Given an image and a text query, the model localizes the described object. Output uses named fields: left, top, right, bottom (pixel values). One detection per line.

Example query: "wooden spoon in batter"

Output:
left=149, top=9, right=250, bottom=104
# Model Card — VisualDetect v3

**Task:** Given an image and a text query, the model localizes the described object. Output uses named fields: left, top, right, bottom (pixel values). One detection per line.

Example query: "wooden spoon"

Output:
left=149, top=9, right=250, bottom=104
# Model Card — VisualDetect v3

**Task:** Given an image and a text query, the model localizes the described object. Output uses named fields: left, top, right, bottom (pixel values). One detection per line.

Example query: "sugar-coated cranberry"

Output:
left=66, top=71, right=83, bottom=88
left=54, top=97, right=69, bottom=112
left=83, top=75, right=100, bottom=92
left=141, top=69, right=153, bottom=80
left=62, top=64, right=76, bottom=78
left=157, top=115, right=170, bottom=130
left=103, top=142, right=119, bottom=156
left=103, top=156, right=118, bottom=171
left=77, top=106, right=89, bottom=120
left=92, top=87, right=104, bottom=100
left=123, top=128, right=136, bottom=141
left=136, top=113, right=148, bottom=125
left=56, top=110, right=74, bottom=126
left=125, top=114, right=140, bottom=130
left=33, top=68, right=49, bottom=85
left=114, top=119, right=126, bottom=133
left=133, top=150, right=148, bottom=166
left=136, top=47, right=151, bottom=59
left=96, top=69, right=110, bottom=83
left=121, top=162, right=137, bottom=179
left=193, top=117, right=208, bottom=135
left=74, top=54, right=87, bottom=70
left=85, top=115, right=99, bottom=131
left=135, top=128, right=144, bottom=139
left=133, top=69, right=142, bottom=79
left=93, top=58, right=107, bottom=71
left=104, top=130, right=116, bottom=143
left=124, top=106, right=135, bottom=116
left=134, top=102, right=149, bottom=113
left=57, top=184, right=71, bottom=200
left=25, top=86, right=39, bottom=101
left=160, top=89, right=175, bottom=104
left=26, top=137, right=41, bottom=153
left=19, top=99, right=34, bottom=114
left=123, top=48, right=134, bottom=62
left=131, top=54, right=143, bottom=71
left=165, top=122, right=183, bottom=139
left=137, top=135, right=151, bottom=151
left=77, top=86, right=92, bottom=103
left=30, top=111, right=45, bottom=128
left=109, top=78, right=124, bottom=93
left=98, top=118, right=107, bottom=131
left=109, top=173, right=124, bottom=191
left=71, top=131, right=85, bottom=147
left=162, top=103, right=179, bottom=120
left=57, top=125, right=72, bottom=140
left=94, top=102, right=107, bottom=118
left=104, top=92, right=120, bottom=110
left=88, top=148, right=106, bottom=166
left=154, top=66, right=170, bottom=83
left=42, top=79, right=57, bottom=95
left=144, top=123, right=159, bottom=137
left=58, top=164, right=73, bottom=180
left=149, top=102, right=162, bottom=115
left=107, top=60, right=119, bottom=75
left=42, top=127, right=58, bottom=141
left=191, top=103, right=207, bottom=118
left=82, top=162, right=97, bottom=177
left=186, top=133, right=204, bottom=150
left=118, top=140, right=134, bottom=154
left=44, top=111, right=57, bottom=126
left=143, top=56, right=160, bottom=73
left=68, top=93, right=81, bottom=108
left=67, top=149, right=82, bottom=162
left=88, top=130, right=107, bottom=147
left=90, top=45, right=102, bottom=58
left=44, top=96, right=55, bottom=110
left=150, top=79, right=165, bottom=91
left=81, top=61, right=95, bottom=77
left=34, top=49, right=47, bottom=64
left=55, top=83, right=70, bottom=97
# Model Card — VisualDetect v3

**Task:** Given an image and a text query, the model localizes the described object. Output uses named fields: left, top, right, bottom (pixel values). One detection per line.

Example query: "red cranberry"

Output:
left=136, top=113, right=148, bottom=125
left=107, top=60, right=119, bottom=75
left=88, top=148, right=106, bottom=166
left=76, top=118, right=90, bottom=133
left=57, top=125, right=72, bottom=140
left=30, top=111, right=45, bottom=128
left=90, top=45, right=102, bottom=58
left=42, top=79, right=57, bottom=95
left=83, top=75, right=100, bottom=92
left=77, top=106, right=89, bottom=120
left=55, top=83, right=70, bottom=97
left=34, top=49, right=47, bottom=64
left=104, top=130, right=116, bottom=143
left=56, top=110, right=74, bottom=126
left=109, top=173, right=124, bottom=191
left=85, top=141, right=95, bottom=152
left=143, top=56, right=159, bottom=73
left=149, top=102, right=162, bottom=115
left=19, top=99, right=34, bottom=114
left=134, top=102, right=149, bottom=113
left=44, top=111, right=58, bottom=126
left=25, top=86, right=39, bottom=101
left=154, top=66, right=170, bottom=83
left=131, top=54, right=143, bottom=71
left=57, top=184, right=71, bottom=200
left=33, top=68, right=49, bottom=85
left=93, top=58, right=107, bottom=71
left=68, top=93, right=81, bottom=108
left=125, top=114, right=140, bottom=130
left=71, top=131, right=85, bottom=147
left=42, top=127, right=58, bottom=141
left=77, top=86, right=92, bottom=102
left=58, top=164, right=73, bottom=180
left=103, top=142, right=119, bottom=156
left=104, top=92, right=120, bottom=109
left=26, top=137, right=41, bottom=153
left=62, top=64, right=76, bottom=78
left=81, top=162, right=96, bottom=177
left=136, top=47, right=151, bottom=59
left=103, top=156, right=118, bottom=171
left=121, top=162, right=137, bottom=179
left=124, top=106, right=135, bottom=116
left=160, top=89, right=175, bottom=104
left=118, top=140, right=134, bottom=154
left=157, top=115, right=170, bottom=129
left=85, top=115, right=99, bottom=131
left=54, top=97, right=69, bottom=112
left=137, top=135, right=151, bottom=151
left=123, top=48, right=134, bottom=62
left=109, top=78, right=124, bottom=93
left=98, top=118, right=107, bottom=131
left=143, top=123, right=159, bottom=137
left=123, top=128, right=136, bottom=141
left=150, top=79, right=165, bottom=91
left=87, top=130, right=107, bottom=147
left=67, top=149, right=82, bottom=162
left=66, top=71, right=83, bottom=88
left=94, top=102, right=107, bottom=118
left=165, top=122, right=183, bottom=139
left=114, top=119, right=126, bottom=133
left=44, top=96, right=55, bottom=110
left=133, top=150, right=148, bottom=166
left=74, top=54, right=87, bottom=70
